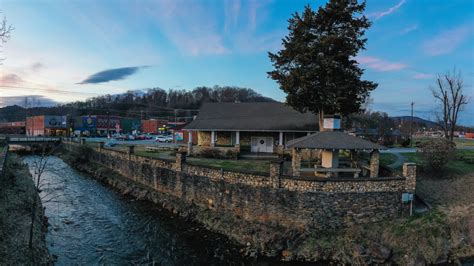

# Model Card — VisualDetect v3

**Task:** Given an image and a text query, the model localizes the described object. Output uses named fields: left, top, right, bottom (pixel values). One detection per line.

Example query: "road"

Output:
left=380, top=148, right=417, bottom=154
left=81, top=137, right=180, bottom=148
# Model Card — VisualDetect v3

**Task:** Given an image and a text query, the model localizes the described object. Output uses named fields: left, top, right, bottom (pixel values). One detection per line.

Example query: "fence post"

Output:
left=175, top=151, right=187, bottom=172
left=402, top=162, right=416, bottom=193
left=98, top=142, right=104, bottom=151
left=270, top=159, right=283, bottom=189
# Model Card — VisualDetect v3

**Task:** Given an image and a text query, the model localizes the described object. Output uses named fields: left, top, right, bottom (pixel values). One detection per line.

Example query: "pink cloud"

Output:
left=413, top=73, right=433, bottom=80
left=422, top=24, right=472, bottom=56
left=370, top=0, right=406, bottom=20
left=0, top=74, right=24, bottom=86
left=356, top=56, right=407, bottom=72
left=400, top=24, right=418, bottom=35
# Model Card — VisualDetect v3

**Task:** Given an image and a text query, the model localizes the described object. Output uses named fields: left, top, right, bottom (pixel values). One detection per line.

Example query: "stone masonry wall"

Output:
left=62, top=141, right=416, bottom=237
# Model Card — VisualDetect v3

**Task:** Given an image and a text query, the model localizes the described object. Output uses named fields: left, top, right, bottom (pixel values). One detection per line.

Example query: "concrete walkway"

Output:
left=387, top=152, right=405, bottom=169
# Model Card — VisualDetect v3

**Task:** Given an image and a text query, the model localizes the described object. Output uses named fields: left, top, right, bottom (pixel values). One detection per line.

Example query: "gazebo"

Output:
left=286, top=130, right=386, bottom=178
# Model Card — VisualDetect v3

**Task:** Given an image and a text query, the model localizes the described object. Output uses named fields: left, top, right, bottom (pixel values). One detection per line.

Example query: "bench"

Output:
left=299, top=167, right=361, bottom=178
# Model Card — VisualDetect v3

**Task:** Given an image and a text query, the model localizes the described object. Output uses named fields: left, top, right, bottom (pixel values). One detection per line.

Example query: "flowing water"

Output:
left=23, top=156, right=247, bottom=265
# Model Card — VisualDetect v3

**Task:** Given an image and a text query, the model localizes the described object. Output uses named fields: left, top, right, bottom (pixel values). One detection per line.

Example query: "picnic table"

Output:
left=299, top=167, right=361, bottom=178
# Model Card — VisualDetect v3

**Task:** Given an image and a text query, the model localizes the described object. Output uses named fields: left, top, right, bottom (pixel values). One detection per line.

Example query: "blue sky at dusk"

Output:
left=1, top=0, right=473, bottom=125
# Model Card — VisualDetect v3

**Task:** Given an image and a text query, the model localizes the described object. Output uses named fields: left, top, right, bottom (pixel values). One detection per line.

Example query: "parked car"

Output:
left=135, top=135, right=146, bottom=140
left=114, top=134, right=128, bottom=141
left=164, top=135, right=174, bottom=142
left=154, top=135, right=169, bottom=143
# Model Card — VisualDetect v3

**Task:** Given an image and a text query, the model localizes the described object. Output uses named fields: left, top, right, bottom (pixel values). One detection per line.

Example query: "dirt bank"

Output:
left=0, top=153, right=51, bottom=265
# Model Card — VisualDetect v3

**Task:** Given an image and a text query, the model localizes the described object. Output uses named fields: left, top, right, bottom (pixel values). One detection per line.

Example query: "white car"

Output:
left=154, top=136, right=168, bottom=142
left=165, top=135, right=174, bottom=142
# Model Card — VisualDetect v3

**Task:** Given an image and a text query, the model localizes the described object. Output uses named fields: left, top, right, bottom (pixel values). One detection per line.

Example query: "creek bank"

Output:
left=58, top=149, right=269, bottom=264
left=0, top=153, right=51, bottom=265
left=59, top=144, right=471, bottom=264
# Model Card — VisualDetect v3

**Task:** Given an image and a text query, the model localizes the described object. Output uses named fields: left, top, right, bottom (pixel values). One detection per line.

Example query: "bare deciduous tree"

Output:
left=1, top=12, right=13, bottom=63
left=28, top=144, right=62, bottom=249
left=430, top=69, right=470, bottom=141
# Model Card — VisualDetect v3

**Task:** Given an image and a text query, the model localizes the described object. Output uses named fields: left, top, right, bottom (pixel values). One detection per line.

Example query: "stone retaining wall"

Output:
left=62, top=141, right=416, bottom=237
left=0, top=145, right=8, bottom=177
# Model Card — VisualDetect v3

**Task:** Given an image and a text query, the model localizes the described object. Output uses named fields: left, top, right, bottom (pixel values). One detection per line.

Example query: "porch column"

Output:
left=278, top=132, right=284, bottom=155
left=234, top=131, right=240, bottom=153
left=187, top=131, right=193, bottom=156
left=210, top=131, right=216, bottom=147
left=370, top=150, right=380, bottom=178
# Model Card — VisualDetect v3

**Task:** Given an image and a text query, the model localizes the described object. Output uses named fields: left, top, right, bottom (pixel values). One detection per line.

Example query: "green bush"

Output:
left=420, top=138, right=456, bottom=173
left=199, top=148, right=239, bottom=159
left=199, top=148, right=223, bottom=159
left=225, top=149, right=238, bottom=160
left=400, top=138, right=411, bottom=147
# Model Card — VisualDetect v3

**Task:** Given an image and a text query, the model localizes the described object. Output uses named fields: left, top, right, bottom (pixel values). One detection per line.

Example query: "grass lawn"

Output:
left=88, top=143, right=271, bottom=173
left=134, top=149, right=175, bottom=160
left=379, top=153, right=398, bottom=166
left=454, top=138, right=474, bottom=148
left=186, top=157, right=271, bottom=174
left=400, top=150, right=474, bottom=176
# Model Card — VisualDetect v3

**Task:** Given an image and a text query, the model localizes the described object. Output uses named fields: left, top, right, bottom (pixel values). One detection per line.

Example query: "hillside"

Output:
left=0, top=86, right=275, bottom=122
left=391, top=116, right=439, bottom=128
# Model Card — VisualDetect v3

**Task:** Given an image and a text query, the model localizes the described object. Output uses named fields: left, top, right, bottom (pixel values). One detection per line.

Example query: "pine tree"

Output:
left=268, top=1, right=377, bottom=130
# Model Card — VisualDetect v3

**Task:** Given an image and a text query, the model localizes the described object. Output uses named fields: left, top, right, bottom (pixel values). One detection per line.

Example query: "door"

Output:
left=251, top=137, right=274, bottom=153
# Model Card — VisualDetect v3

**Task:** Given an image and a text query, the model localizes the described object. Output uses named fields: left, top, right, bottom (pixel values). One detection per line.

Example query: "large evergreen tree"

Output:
left=268, top=0, right=377, bottom=130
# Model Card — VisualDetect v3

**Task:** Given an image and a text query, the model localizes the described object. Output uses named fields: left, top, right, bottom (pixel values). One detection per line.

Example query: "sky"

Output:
left=0, top=0, right=473, bottom=125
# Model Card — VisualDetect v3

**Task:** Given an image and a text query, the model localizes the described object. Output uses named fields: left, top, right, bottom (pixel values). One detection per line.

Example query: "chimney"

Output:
left=323, top=115, right=341, bottom=131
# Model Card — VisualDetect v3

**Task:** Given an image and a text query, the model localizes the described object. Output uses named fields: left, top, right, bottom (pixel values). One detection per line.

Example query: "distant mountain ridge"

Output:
left=390, top=116, right=439, bottom=128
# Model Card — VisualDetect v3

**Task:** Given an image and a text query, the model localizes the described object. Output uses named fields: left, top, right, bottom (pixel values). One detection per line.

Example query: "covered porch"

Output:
left=185, top=130, right=313, bottom=155
left=286, top=131, right=386, bottom=178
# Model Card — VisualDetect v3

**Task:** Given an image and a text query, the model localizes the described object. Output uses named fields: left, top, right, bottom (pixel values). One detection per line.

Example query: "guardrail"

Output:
left=8, top=137, right=61, bottom=142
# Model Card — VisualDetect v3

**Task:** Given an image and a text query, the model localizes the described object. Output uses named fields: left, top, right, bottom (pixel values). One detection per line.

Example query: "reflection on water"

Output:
left=23, top=156, right=246, bottom=265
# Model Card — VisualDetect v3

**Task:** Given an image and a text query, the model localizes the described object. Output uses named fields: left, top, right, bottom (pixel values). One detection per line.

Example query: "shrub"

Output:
left=383, top=139, right=394, bottom=147
left=199, top=148, right=223, bottom=159
left=400, top=138, right=411, bottom=147
left=420, top=138, right=455, bottom=173
left=225, top=149, right=238, bottom=160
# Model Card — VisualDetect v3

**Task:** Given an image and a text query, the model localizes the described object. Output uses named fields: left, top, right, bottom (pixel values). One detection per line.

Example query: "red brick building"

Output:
left=95, top=115, right=121, bottom=135
left=0, top=121, right=26, bottom=134
left=141, top=119, right=168, bottom=134
left=26, top=115, right=68, bottom=136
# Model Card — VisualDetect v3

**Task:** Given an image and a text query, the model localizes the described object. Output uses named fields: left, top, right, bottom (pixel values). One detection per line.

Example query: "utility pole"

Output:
left=410, top=102, right=414, bottom=146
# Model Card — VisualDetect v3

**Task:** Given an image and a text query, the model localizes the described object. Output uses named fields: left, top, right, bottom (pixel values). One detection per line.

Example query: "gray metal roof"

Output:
left=286, top=131, right=386, bottom=150
left=184, top=102, right=318, bottom=131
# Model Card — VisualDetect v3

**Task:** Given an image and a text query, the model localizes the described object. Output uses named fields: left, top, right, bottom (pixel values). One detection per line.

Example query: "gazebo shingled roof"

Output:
left=286, top=131, right=386, bottom=150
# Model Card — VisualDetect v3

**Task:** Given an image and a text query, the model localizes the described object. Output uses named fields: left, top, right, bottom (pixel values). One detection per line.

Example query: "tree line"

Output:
left=0, top=86, right=275, bottom=122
